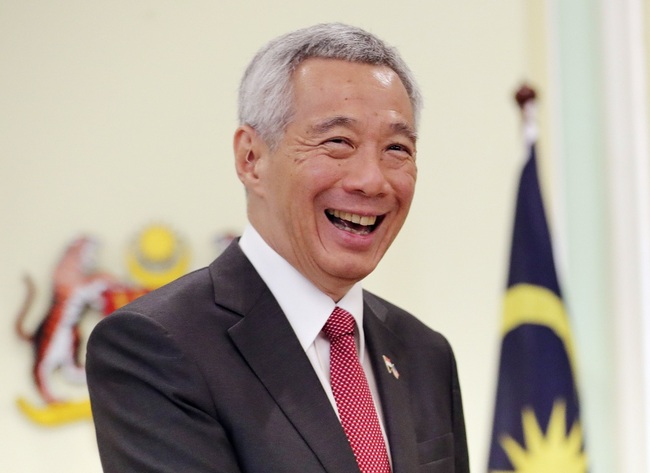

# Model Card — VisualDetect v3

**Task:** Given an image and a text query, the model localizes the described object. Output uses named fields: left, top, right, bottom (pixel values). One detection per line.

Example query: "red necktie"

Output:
left=323, top=307, right=392, bottom=473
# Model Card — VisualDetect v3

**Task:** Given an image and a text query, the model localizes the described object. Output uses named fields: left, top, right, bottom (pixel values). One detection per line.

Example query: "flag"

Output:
left=487, top=101, right=588, bottom=472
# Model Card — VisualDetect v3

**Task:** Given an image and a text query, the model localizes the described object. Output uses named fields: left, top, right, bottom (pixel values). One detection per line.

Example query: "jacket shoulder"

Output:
left=363, top=290, right=451, bottom=351
left=116, top=266, right=214, bottom=319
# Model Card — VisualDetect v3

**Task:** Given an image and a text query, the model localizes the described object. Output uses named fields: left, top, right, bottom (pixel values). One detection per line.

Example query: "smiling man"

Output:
left=87, top=24, right=470, bottom=473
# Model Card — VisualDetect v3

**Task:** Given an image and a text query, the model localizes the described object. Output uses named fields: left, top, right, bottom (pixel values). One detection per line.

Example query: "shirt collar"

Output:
left=239, top=224, right=365, bottom=352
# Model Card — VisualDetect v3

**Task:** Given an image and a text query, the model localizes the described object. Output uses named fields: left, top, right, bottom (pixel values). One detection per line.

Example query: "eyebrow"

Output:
left=391, top=122, right=418, bottom=143
left=309, top=116, right=356, bottom=135
left=309, top=115, right=418, bottom=143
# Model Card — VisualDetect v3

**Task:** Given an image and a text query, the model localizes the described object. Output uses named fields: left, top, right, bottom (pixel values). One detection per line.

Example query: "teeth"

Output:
left=328, top=209, right=377, bottom=226
left=359, top=215, right=375, bottom=226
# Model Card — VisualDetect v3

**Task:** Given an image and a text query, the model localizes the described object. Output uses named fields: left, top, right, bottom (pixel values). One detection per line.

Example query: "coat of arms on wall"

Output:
left=12, top=224, right=214, bottom=426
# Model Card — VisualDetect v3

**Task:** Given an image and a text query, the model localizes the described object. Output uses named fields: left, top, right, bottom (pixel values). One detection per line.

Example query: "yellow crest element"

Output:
left=492, top=400, right=587, bottom=473
left=16, top=397, right=92, bottom=426
left=126, top=224, right=190, bottom=289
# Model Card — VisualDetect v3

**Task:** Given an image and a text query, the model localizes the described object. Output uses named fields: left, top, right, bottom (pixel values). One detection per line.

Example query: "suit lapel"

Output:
left=364, top=297, right=419, bottom=473
left=210, top=243, right=360, bottom=473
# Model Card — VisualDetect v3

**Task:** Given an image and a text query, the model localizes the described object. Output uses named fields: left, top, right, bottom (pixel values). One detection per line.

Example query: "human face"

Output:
left=237, top=58, right=417, bottom=301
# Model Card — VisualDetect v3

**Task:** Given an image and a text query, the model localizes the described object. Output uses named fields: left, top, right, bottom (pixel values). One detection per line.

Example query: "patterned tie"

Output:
left=322, top=307, right=392, bottom=473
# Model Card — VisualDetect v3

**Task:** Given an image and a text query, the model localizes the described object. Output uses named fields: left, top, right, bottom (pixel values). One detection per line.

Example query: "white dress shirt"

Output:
left=239, top=224, right=391, bottom=455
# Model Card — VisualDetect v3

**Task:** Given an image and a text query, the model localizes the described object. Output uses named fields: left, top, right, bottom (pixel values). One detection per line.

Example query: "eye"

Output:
left=387, top=143, right=407, bottom=152
left=325, top=137, right=352, bottom=146
left=320, top=137, right=355, bottom=158
left=386, top=143, right=414, bottom=157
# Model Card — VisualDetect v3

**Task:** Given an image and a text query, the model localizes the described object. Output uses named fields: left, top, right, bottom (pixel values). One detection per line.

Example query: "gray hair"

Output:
left=238, top=23, right=423, bottom=148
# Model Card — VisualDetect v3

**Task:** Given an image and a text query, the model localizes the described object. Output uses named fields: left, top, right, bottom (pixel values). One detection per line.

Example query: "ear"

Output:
left=233, top=125, right=267, bottom=188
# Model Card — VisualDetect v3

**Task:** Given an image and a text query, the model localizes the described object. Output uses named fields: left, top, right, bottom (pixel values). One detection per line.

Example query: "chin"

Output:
left=317, top=244, right=384, bottom=280
left=328, top=260, right=378, bottom=283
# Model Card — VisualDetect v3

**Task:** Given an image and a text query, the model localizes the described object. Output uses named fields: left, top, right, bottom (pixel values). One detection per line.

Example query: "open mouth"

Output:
left=325, top=209, right=383, bottom=235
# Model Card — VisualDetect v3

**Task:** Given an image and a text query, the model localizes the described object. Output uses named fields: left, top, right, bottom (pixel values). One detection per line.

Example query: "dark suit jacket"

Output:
left=86, top=241, right=469, bottom=473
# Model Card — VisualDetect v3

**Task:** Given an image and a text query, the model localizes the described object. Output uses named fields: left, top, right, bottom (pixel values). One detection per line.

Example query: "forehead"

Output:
left=289, top=58, right=414, bottom=127
left=292, top=58, right=404, bottom=96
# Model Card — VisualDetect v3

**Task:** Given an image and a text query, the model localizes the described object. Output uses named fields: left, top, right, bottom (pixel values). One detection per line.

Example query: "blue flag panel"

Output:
left=487, top=145, right=587, bottom=472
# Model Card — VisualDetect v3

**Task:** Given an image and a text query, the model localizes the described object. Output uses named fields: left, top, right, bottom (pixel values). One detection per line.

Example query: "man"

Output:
left=87, top=23, right=470, bottom=473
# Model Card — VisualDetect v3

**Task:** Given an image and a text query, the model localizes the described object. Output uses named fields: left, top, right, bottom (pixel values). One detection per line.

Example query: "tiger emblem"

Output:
left=15, top=236, right=116, bottom=404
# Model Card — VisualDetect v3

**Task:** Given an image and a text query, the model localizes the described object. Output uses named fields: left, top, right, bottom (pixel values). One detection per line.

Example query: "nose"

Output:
left=341, top=147, right=390, bottom=197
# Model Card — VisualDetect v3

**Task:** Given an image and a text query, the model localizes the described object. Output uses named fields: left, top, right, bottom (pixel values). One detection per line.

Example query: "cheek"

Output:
left=294, top=161, right=343, bottom=204
left=391, top=170, right=417, bottom=204
left=303, top=157, right=342, bottom=181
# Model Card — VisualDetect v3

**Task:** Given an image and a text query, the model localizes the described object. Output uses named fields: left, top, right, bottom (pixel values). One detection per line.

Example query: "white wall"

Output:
left=1, top=1, right=531, bottom=471
left=600, top=0, right=650, bottom=470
